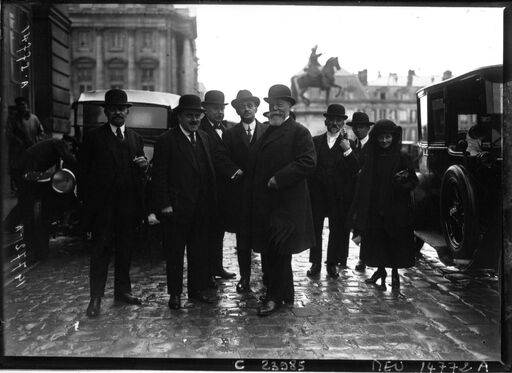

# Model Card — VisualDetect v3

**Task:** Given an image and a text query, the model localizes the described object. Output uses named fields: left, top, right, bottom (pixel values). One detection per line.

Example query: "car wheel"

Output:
left=440, top=165, right=479, bottom=268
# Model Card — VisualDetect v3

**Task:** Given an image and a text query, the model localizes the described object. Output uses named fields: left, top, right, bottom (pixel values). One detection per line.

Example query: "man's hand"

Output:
left=231, top=169, right=244, bottom=181
left=267, top=176, right=278, bottom=189
left=133, top=156, right=148, bottom=169
left=161, top=206, right=173, bottom=216
left=340, top=138, right=351, bottom=152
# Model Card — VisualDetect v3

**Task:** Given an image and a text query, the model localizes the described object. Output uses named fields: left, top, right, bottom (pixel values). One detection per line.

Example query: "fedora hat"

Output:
left=346, top=112, right=374, bottom=127
left=231, top=90, right=260, bottom=109
left=102, top=89, right=132, bottom=107
left=174, top=94, right=206, bottom=113
left=264, top=84, right=296, bottom=106
left=202, top=90, right=228, bottom=106
left=323, top=104, right=348, bottom=119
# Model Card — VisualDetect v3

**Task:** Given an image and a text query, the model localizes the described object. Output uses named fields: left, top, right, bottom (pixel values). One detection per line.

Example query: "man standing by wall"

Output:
left=240, top=84, right=316, bottom=316
left=151, top=94, right=216, bottom=310
left=78, top=89, right=148, bottom=318
left=200, top=90, right=236, bottom=287
left=307, top=104, right=359, bottom=279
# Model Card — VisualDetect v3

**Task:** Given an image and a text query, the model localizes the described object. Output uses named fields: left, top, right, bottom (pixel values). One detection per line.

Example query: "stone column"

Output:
left=127, top=29, right=135, bottom=89
left=170, top=34, right=177, bottom=93
left=95, top=28, right=103, bottom=89
left=159, top=30, right=167, bottom=92
left=181, top=38, right=191, bottom=93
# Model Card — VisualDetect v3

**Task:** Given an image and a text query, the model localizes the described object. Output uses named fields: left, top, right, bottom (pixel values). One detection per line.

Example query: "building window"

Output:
left=142, top=31, right=153, bottom=49
left=410, top=109, right=417, bottom=123
left=79, top=83, right=93, bottom=93
left=107, top=58, right=127, bottom=88
left=399, top=109, right=408, bottom=122
left=141, top=84, right=155, bottom=91
left=379, top=109, right=386, bottom=119
left=389, top=109, right=397, bottom=121
left=380, top=92, right=386, bottom=100
left=141, top=68, right=154, bottom=81
left=108, top=31, right=125, bottom=51
left=402, top=92, right=410, bottom=100
left=78, top=68, right=92, bottom=81
left=78, top=31, right=90, bottom=49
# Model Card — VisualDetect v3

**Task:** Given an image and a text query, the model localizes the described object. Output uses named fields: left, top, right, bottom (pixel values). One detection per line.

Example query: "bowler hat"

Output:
left=346, top=112, right=374, bottom=127
left=231, top=90, right=260, bottom=109
left=174, top=94, right=206, bottom=113
left=202, top=90, right=228, bottom=106
left=102, top=89, right=132, bottom=107
left=264, top=84, right=296, bottom=106
left=323, top=104, right=348, bottom=119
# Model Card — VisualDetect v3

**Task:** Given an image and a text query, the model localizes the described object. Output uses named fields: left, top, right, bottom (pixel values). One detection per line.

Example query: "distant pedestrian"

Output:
left=351, top=119, right=418, bottom=291
left=78, top=89, right=148, bottom=318
left=307, top=104, right=359, bottom=279
left=346, top=111, right=374, bottom=271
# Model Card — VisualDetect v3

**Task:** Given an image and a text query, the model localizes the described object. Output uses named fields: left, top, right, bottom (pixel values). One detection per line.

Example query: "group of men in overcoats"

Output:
left=80, top=86, right=376, bottom=318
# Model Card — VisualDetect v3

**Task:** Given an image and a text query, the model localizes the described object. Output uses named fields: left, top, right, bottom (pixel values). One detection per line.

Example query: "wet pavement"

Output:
left=2, top=225, right=501, bottom=363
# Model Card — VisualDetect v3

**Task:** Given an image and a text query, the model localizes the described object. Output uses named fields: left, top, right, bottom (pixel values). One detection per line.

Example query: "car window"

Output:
left=77, top=103, right=168, bottom=129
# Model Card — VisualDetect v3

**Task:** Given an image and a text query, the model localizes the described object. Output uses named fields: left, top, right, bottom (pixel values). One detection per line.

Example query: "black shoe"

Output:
left=257, top=300, right=280, bottom=316
left=208, top=276, right=218, bottom=289
left=86, top=297, right=101, bottom=318
left=365, top=269, right=387, bottom=290
left=391, top=270, right=400, bottom=290
left=214, top=269, right=236, bottom=279
left=326, top=263, right=339, bottom=278
left=189, top=292, right=214, bottom=304
left=168, top=295, right=181, bottom=310
left=306, top=263, right=321, bottom=277
left=114, top=292, right=142, bottom=305
left=355, top=260, right=366, bottom=271
left=236, top=278, right=251, bottom=293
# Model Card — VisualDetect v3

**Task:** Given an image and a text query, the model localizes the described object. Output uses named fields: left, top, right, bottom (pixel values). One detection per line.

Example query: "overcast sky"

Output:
left=177, top=4, right=503, bottom=122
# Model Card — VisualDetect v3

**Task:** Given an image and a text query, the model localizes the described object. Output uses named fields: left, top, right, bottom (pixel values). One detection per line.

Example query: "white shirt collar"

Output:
left=110, top=123, right=125, bottom=135
left=242, top=120, right=256, bottom=131
left=360, top=134, right=369, bottom=146
left=179, top=124, right=194, bottom=140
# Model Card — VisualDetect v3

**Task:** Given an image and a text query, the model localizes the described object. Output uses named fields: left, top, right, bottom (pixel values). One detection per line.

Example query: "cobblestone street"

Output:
left=2, top=227, right=501, bottom=365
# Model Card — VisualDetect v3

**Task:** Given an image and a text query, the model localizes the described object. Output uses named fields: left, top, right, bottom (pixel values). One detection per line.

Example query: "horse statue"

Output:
left=291, top=56, right=343, bottom=106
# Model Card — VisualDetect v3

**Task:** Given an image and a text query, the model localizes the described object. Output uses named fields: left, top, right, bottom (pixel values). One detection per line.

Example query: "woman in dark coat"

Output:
left=351, top=119, right=418, bottom=290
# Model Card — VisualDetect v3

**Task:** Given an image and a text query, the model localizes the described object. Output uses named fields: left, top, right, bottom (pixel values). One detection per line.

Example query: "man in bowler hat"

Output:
left=307, top=104, right=360, bottom=279
left=151, top=94, right=217, bottom=310
left=200, top=90, right=236, bottom=286
left=215, top=90, right=268, bottom=293
left=240, top=84, right=316, bottom=316
left=78, top=89, right=148, bottom=318
left=346, top=111, right=374, bottom=271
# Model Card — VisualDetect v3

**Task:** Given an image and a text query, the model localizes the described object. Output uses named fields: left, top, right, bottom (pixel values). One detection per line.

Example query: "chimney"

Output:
left=407, top=70, right=415, bottom=87
left=358, top=69, right=368, bottom=86
left=442, top=70, right=452, bottom=80
left=388, top=73, right=398, bottom=85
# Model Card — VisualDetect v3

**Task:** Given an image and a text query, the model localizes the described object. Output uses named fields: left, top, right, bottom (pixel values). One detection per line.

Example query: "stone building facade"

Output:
left=292, top=67, right=446, bottom=142
left=63, top=4, right=199, bottom=100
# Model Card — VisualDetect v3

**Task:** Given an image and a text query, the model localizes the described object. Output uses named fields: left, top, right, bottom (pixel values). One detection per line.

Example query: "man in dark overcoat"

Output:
left=346, top=112, right=374, bottom=271
left=78, top=89, right=148, bottom=318
left=199, top=90, right=236, bottom=286
left=151, top=94, right=217, bottom=310
left=240, top=84, right=316, bottom=316
left=307, top=104, right=360, bottom=279
left=215, top=90, right=268, bottom=293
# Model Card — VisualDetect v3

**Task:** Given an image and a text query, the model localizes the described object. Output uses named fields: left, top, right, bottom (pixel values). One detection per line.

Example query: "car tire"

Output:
left=439, top=165, right=479, bottom=266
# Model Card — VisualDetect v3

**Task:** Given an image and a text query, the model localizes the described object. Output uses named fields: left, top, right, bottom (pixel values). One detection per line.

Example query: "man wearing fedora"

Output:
left=240, top=84, right=316, bottom=316
left=307, top=104, right=360, bottom=279
left=78, top=89, right=148, bottom=318
left=346, top=111, right=374, bottom=271
left=215, top=89, right=268, bottom=293
left=151, top=94, right=217, bottom=310
left=200, top=90, right=236, bottom=286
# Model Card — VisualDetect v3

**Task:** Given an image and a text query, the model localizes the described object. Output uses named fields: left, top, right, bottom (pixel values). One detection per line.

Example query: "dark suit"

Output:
left=216, top=120, right=268, bottom=281
left=240, top=117, right=316, bottom=303
left=199, top=117, right=231, bottom=276
left=308, top=133, right=359, bottom=267
left=151, top=127, right=216, bottom=296
left=78, top=124, right=146, bottom=298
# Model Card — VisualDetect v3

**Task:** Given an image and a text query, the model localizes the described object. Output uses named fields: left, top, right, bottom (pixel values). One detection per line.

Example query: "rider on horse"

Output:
left=306, top=45, right=323, bottom=80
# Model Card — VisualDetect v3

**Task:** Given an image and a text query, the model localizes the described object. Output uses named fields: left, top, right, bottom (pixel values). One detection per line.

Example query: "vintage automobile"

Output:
left=412, top=65, right=502, bottom=272
left=72, top=89, right=180, bottom=160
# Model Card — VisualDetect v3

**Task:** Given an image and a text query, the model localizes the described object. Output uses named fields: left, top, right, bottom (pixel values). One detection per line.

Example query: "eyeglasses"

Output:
left=325, top=117, right=345, bottom=124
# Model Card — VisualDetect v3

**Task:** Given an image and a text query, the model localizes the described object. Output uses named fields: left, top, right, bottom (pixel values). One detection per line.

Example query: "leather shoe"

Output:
left=189, top=292, right=214, bottom=304
left=326, top=263, right=339, bottom=278
left=208, top=276, right=218, bottom=289
left=306, top=263, right=321, bottom=277
left=114, top=292, right=142, bottom=305
left=214, top=269, right=236, bottom=279
left=86, top=297, right=101, bottom=318
left=257, top=300, right=280, bottom=316
left=236, top=278, right=251, bottom=293
left=168, top=295, right=181, bottom=310
left=355, top=260, right=366, bottom=271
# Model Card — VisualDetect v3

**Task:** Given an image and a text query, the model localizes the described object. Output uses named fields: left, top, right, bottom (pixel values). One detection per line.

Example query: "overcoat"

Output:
left=239, top=117, right=316, bottom=254
left=150, top=127, right=217, bottom=224
left=78, top=124, right=146, bottom=232
left=215, top=120, right=268, bottom=233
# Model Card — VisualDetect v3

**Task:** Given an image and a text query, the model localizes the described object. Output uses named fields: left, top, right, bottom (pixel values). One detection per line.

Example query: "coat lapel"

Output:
left=176, top=129, right=198, bottom=171
left=125, top=128, right=137, bottom=161
left=197, top=130, right=215, bottom=174
left=101, top=124, right=121, bottom=167
left=259, top=118, right=290, bottom=151
left=237, top=122, right=250, bottom=148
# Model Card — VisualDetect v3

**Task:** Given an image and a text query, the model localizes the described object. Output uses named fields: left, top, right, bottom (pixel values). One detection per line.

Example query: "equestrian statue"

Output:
left=291, top=46, right=343, bottom=106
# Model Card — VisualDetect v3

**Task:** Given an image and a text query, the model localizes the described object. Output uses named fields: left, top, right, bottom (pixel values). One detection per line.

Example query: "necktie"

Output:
left=356, top=140, right=362, bottom=151
left=247, top=126, right=252, bottom=142
left=189, top=132, right=196, bottom=148
left=116, top=127, right=124, bottom=141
